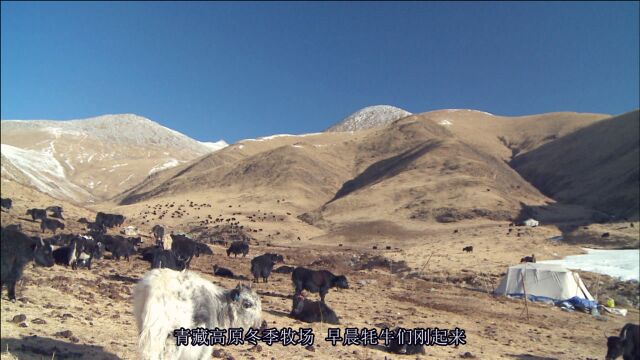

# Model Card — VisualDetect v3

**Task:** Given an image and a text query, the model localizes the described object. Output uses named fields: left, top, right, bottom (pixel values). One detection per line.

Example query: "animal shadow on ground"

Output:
left=1, top=336, right=120, bottom=360
left=223, top=275, right=249, bottom=281
left=264, top=309, right=291, bottom=318
left=256, top=290, right=291, bottom=300
left=105, top=274, right=139, bottom=283
left=365, top=344, right=389, bottom=353
left=507, top=354, right=559, bottom=360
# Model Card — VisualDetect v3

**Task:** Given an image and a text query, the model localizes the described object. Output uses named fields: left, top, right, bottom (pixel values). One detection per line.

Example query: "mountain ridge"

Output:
left=113, top=109, right=636, bottom=237
left=326, top=105, right=413, bottom=132
left=1, top=113, right=227, bottom=202
left=3, top=108, right=636, bottom=227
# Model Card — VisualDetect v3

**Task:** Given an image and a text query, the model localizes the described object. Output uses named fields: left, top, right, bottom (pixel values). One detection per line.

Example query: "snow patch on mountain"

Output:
left=200, top=140, right=229, bottom=152
left=2, top=144, right=66, bottom=179
left=240, top=133, right=323, bottom=142
left=43, top=126, right=85, bottom=138
left=119, top=174, right=134, bottom=186
left=64, top=158, right=75, bottom=171
left=2, top=114, right=226, bottom=155
left=0, top=144, right=91, bottom=200
left=442, top=109, right=494, bottom=116
left=327, top=105, right=412, bottom=132
left=149, top=159, right=182, bottom=175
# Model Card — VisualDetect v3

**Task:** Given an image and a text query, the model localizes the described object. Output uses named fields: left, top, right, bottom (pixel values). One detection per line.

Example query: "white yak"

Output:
left=133, top=269, right=262, bottom=360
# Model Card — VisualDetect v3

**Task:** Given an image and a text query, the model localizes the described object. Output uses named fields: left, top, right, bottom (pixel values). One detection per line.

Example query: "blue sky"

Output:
left=1, top=2, right=638, bottom=143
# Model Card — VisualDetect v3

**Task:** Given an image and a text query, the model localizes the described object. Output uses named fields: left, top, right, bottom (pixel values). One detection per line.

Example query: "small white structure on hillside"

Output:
left=524, top=218, right=539, bottom=227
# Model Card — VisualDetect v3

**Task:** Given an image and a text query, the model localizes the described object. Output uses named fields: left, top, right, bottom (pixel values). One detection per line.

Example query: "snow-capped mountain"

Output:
left=326, top=105, right=412, bottom=132
left=200, top=140, right=229, bottom=151
left=1, top=114, right=227, bottom=202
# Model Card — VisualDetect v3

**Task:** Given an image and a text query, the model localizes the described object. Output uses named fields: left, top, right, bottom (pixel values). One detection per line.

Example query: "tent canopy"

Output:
left=494, top=263, right=594, bottom=301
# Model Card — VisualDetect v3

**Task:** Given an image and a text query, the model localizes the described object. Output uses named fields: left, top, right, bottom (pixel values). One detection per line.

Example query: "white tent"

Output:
left=494, top=263, right=594, bottom=301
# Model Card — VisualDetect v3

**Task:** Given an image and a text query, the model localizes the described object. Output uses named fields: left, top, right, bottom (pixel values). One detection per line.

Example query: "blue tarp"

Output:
left=506, top=294, right=556, bottom=305
left=506, top=294, right=598, bottom=311
left=564, top=296, right=598, bottom=311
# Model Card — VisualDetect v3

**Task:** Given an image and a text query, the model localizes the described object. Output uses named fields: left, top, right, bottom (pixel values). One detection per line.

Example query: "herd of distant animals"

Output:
left=1, top=196, right=638, bottom=359
left=0, top=197, right=399, bottom=356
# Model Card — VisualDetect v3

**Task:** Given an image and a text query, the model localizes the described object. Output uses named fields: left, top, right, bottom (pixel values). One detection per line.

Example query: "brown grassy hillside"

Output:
left=511, top=110, right=640, bottom=219
left=113, top=110, right=628, bottom=242
left=1, top=115, right=223, bottom=203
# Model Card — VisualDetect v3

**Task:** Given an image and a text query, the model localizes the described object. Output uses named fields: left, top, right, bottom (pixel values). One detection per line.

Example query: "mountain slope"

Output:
left=511, top=109, right=640, bottom=218
left=307, top=113, right=554, bottom=230
left=326, top=105, right=412, bottom=132
left=6, top=107, right=634, bottom=242
left=115, top=109, right=629, bottom=239
left=0, top=114, right=226, bottom=202
left=1, top=144, right=94, bottom=201
left=116, top=131, right=358, bottom=206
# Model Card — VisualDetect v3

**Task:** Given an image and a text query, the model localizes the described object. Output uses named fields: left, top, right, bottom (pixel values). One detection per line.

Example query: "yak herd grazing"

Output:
left=0, top=198, right=358, bottom=357
left=1, top=196, right=638, bottom=359
left=460, top=245, right=537, bottom=263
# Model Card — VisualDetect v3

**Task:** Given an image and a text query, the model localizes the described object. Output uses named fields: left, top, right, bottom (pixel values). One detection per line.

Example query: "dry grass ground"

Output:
left=1, top=239, right=636, bottom=360
left=2, top=194, right=638, bottom=360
